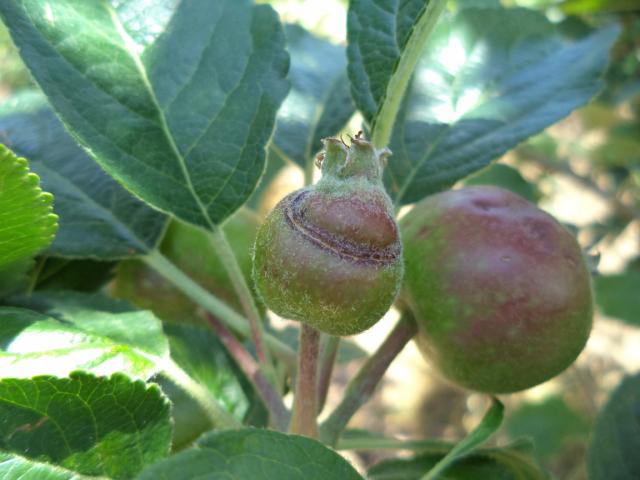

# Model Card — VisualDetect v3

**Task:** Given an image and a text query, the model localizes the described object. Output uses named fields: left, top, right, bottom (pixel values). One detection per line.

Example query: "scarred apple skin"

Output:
left=401, top=186, right=593, bottom=393
left=253, top=137, right=403, bottom=336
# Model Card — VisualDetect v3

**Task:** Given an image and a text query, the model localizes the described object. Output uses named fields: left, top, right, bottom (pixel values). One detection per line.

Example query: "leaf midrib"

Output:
left=392, top=26, right=602, bottom=205
left=105, top=3, right=215, bottom=229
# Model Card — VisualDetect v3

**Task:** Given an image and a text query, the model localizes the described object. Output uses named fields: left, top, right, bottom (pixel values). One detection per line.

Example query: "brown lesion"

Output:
left=283, top=190, right=401, bottom=265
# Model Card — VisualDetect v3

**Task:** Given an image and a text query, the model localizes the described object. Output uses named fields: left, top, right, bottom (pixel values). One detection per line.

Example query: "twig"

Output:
left=317, top=335, right=340, bottom=414
left=319, top=316, right=417, bottom=446
left=289, top=324, right=321, bottom=438
left=209, top=227, right=276, bottom=383
left=143, top=250, right=297, bottom=371
left=206, top=313, right=290, bottom=432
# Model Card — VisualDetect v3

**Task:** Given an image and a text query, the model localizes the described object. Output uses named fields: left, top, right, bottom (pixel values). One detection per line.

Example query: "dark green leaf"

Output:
left=347, top=0, right=443, bottom=125
left=421, top=398, right=504, bottom=479
left=595, top=271, right=640, bottom=326
left=0, top=0, right=289, bottom=228
left=272, top=25, right=354, bottom=168
left=0, top=92, right=168, bottom=259
left=0, top=372, right=172, bottom=479
left=138, top=428, right=363, bottom=480
left=386, top=8, right=619, bottom=205
left=588, top=373, right=640, bottom=480
left=35, top=258, right=116, bottom=292
left=1, top=291, right=169, bottom=378
left=0, top=143, right=57, bottom=294
left=368, top=439, right=549, bottom=480
left=505, top=396, right=589, bottom=459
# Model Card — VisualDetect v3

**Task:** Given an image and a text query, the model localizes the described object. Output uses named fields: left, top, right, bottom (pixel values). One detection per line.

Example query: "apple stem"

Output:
left=319, top=315, right=417, bottom=446
left=317, top=335, right=340, bottom=414
left=290, top=324, right=321, bottom=438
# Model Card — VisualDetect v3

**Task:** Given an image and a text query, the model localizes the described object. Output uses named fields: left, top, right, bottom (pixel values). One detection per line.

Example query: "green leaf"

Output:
left=595, top=271, right=640, bottom=326
left=347, top=0, right=446, bottom=135
left=112, top=0, right=179, bottom=49
left=0, top=143, right=58, bottom=293
left=0, top=0, right=290, bottom=228
left=386, top=8, right=619, bottom=206
left=0, top=451, right=96, bottom=480
left=588, top=373, right=640, bottom=480
left=0, top=92, right=168, bottom=259
left=504, top=396, right=589, bottom=459
left=368, top=439, right=549, bottom=480
left=0, top=372, right=172, bottom=479
left=34, top=258, right=116, bottom=293
left=463, top=163, right=540, bottom=203
left=0, top=291, right=169, bottom=379
left=138, top=428, right=363, bottom=480
left=272, top=24, right=354, bottom=167
left=422, top=398, right=504, bottom=480
left=561, top=0, right=640, bottom=14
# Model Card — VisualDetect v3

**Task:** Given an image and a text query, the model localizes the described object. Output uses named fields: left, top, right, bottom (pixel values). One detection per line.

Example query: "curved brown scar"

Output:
left=283, top=190, right=401, bottom=265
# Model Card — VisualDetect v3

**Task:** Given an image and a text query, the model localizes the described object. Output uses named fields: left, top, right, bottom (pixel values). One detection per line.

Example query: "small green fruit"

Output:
left=253, top=136, right=403, bottom=336
left=401, top=186, right=593, bottom=393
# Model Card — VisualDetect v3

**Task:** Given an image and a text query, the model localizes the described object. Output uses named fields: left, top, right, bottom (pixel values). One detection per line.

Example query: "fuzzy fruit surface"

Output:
left=401, top=186, right=593, bottom=393
left=253, top=137, right=403, bottom=336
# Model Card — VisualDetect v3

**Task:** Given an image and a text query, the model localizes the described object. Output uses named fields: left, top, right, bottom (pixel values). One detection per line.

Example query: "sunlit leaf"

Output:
left=386, top=8, right=619, bottom=205
left=347, top=0, right=444, bottom=127
left=0, top=143, right=57, bottom=294
left=0, top=452, right=95, bottom=480
left=0, top=372, right=172, bottom=479
left=0, top=291, right=169, bottom=379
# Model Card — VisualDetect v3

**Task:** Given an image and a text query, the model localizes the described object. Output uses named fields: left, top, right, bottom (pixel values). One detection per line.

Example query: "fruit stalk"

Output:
left=316, top=335, right=340, bottom=414
left=289, top=324, right=321, bottom=438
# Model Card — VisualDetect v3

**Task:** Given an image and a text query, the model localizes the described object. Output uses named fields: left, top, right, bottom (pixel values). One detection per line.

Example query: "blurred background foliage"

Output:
left=1, top=1, right=638, bottom=479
